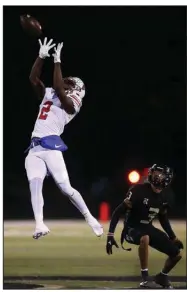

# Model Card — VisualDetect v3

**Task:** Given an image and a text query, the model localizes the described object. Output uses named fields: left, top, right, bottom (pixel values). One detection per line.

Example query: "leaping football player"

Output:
left=25, top=37, right=103, bottom=239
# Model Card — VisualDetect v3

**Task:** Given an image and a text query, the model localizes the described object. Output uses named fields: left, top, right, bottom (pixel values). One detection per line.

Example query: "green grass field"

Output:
left=4, top=220, right=186, bottom=289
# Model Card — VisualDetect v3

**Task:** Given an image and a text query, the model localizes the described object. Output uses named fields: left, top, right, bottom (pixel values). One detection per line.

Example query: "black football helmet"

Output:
left=148, top=164, right=173, bottom=189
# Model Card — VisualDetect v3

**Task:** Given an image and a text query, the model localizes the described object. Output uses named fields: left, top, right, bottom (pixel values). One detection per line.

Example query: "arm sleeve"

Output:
left=108, top=203, right=127, bottom=234
left=162, top=187, right=175, bottom=210
left=108, top=185, right=140, bottom=234
left=158, top=212, right=176, bottom=239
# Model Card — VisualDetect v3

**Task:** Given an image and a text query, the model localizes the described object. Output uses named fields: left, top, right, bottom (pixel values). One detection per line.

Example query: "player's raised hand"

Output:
left=106, top=233, right=119, bottom=255
left=53, top=42, right=63, bottom=63
left=38, top=37, right=56, bottom=59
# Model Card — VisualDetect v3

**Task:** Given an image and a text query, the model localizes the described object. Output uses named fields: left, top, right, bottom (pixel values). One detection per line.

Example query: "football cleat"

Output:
left=155, top=273, right=173, bottom=289
left=140, top=280, right=161, bottom=289
left=33, top=223, right=50, bottom=239
left=85, top=216, right=103, bottom=237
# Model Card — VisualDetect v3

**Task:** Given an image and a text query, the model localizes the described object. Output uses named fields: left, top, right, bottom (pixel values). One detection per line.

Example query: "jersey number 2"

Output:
left=38, top=101, right=53, bottom=120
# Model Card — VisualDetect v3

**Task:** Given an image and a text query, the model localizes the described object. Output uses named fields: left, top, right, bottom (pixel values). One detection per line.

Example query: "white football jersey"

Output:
left=31, top=87, right=85, bottom=138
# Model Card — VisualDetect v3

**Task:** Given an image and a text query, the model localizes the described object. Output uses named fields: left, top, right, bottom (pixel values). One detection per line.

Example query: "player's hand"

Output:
left=38, top=37, right=56, bottom=59
left=172, top=237, right=184, bottom=249
left=52, top=42, right=63, bottom=63
left=106, top=234, right=119, bottom=255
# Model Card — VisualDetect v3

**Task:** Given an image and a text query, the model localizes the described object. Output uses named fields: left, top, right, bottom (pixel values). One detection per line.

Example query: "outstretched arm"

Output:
left=106, top=202, right=128, bottom=255
left=53, top=43, right=75, bottom=115
left=106, top=186, right=139, bottom=255
left=29, top=38, right=55, bottom=100
left=108, top=203, right=127, bottom=234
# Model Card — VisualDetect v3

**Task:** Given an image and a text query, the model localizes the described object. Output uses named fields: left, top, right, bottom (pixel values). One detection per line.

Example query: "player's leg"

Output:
left=138, top=235, right=149, bottom=282
left=25, top=153, right=49, bottom=239
left=44, top=150, right=103, bottom=236
left=148, top=226, right=182, bottom=288
left=124, top=227, right=154, bottom=287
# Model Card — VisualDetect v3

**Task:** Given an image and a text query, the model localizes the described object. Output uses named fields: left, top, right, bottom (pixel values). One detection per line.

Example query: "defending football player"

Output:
left=106, top=164, right=183, bottom=288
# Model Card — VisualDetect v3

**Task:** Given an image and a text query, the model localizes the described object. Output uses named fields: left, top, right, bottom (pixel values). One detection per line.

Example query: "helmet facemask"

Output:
left=148, top=164, right=173, bottom=190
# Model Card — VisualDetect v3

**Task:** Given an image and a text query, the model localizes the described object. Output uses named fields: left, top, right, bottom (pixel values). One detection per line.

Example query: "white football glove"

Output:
left=52, top=42, right=63, bottom=63
left=38, top=37, right=56, bottom=59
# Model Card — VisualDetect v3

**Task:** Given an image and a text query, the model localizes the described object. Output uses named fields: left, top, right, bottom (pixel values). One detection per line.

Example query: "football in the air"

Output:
left=20, top=14, right=42, bottom=37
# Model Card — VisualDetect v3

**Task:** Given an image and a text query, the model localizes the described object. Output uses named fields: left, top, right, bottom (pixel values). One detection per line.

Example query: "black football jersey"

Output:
left=124, top=182, right=174, bottom=228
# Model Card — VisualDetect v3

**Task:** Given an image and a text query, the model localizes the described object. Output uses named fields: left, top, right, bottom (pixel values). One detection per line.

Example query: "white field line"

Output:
left=4, top=220, right=185, bottom=237
left=4, top=219, right=185, bottom=227
left=4, top=220, right=105, bottom=237
left=4, top=230, right=94, bottom=237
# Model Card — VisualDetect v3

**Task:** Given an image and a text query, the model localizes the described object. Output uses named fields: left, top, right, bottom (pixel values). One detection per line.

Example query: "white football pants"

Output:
left=25, top=145, right=92, bottom=225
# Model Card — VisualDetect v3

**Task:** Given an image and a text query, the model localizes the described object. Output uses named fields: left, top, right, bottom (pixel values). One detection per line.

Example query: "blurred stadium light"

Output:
left=127, top=168, right=149, bottom=185
left=128, top=170, right=140, bottom=184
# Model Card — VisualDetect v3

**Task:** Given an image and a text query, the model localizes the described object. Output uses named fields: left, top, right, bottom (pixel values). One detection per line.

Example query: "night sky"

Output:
left=3, top=6, right=186, bottom=218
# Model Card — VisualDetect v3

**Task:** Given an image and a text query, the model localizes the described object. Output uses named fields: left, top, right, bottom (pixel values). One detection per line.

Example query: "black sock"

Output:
left=141, top=269, right=149, bottom=281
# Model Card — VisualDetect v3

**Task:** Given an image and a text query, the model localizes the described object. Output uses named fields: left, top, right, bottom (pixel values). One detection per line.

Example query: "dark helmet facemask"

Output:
left=148, top=164, right=173, bottom=190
